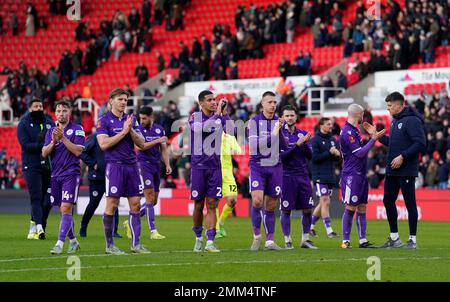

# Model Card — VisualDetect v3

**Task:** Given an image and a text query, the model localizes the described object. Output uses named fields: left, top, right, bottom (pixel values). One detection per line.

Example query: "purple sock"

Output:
left=129, top=212, right=141, bottom=247
left=206, top=229, right=216, bottom=241
left=323, top=216, right=332, bottom=228
left=356, top=212, right=367, bottom=240
left=264, top=210, right=275, bottom=241
left=67, top=218, right=76, bottom=240
left=251, top=206, right=263, bottom=236
left=302, top=212, right=312, bottom=235
left=103, top=214, right=114, bottom=248
left=342, top=209, right=355, bottom=241
left=192, top=226, right=203, bottom=238
left=146, top=204, right=155, bottom=231
left=58, top=214, right=72, bottom=242
left=280, top=211, right=291, bottom=237
left=140, top=203, right=147, bottom=217
left=311, top=214, right=320, bottom=226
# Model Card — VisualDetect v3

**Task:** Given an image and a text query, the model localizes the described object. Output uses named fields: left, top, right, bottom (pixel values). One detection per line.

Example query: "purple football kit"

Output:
left=248, top=113, right=287, bottom=198
left=189, top=111, right=229, bottom=202
left=137, top=123, right=165, bottom=192
left=340, top=122, right=375, bottom=206
left=248, top=113, right=287, bottom=242
left=280, top=126, right=314, bottom=211
left=340, top=121, right=375, bottom=244
left=96, top=111, right=144, bottom=198
left=44, top=122, right=85, bottom=206
left=279, top=125, right=314, bottom=241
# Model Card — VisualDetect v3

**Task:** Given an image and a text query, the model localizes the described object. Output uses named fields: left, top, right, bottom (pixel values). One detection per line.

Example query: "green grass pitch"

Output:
left=0, top=214, right=449, bottom=281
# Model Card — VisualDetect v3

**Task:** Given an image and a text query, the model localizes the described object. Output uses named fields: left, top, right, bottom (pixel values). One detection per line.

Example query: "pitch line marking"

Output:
left=1, top=247, right=449, bottom=263
left=0, top=256, right=449, bottom=274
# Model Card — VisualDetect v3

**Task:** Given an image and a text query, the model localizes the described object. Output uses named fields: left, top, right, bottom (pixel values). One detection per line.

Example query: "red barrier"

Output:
left=366, top=189, right=450, bottom=222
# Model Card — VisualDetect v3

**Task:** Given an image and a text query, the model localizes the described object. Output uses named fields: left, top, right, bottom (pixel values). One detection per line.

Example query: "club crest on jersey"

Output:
left=321, top=187, right=327, bottom=194
left=111, top=186, right=118, bottom=194
left=282, top=200, right=289, bottom=207
left=346, top=177, right=352, bottom=185
left=66, top=129, right=74, bottom=136
left=92, top=191, right=98, bottom=197
left=351, top=196, right=358, bottom=202
left=331, top=141, right=335, bottom=146
left=46, top=124, right=51, bottom=129
left=252, top=180, right=259, bottom=188
left=191, top=190, right=198, bottom=198
left=145, top=179, right=151, bottom=186
left=398, top=123, right=403, bottom=129
left=297, top=133, right=304, bottom=139
left=155, top=128, right=161, bottom=134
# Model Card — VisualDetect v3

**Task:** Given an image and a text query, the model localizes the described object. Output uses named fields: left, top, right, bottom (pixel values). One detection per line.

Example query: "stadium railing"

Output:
left=297, top=87, right=346, bottom=116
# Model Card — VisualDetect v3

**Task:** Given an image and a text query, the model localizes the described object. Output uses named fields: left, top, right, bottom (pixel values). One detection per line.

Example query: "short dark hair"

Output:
left=109, top=88, right=130, bottom=100
left=139, top=106, right=153, bottom=116
left=281, top=105, right=297, bottom=115
left=262, top=91, right=276, bottom=98
left=28, top=98, right=43, bottom=108
left=385, top=92, right=405, bottom=104
left=198, top=90, right=213, bottom=102
left=55, top=100, right=71, bottom=110
left=318, top=117, right=331, bottom=126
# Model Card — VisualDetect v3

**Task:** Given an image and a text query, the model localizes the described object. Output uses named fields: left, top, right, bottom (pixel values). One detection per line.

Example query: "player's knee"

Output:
left=357, top=204, right=366, bottom=213
left=228, top=198, right=236, bottom=207
left=60, top=203, right=72, bottom=215
left=345, top=204, right=357, bottom=212
left=303, top=209, right=313, bottom=214
left=321, top=197, right=330, bottom=206
left=252, top=198, right=263, bottom=208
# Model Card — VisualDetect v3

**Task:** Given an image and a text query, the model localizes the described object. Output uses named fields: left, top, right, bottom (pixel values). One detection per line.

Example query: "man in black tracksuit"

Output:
left=79, top=131, right=121, bottom=238
left=17, top=98, right=55, bottom=240
left=365, top=92, right=426, bottom=249
left=310, top=117, right=341, bottom=238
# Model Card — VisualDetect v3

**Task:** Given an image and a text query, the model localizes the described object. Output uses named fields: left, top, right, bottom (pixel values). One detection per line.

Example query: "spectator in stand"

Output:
left=173, top=3, right=184, bottom=30
left=11, top=12, right=18, bottom=36
left=142, top=0, right=152, bottom=28
left=154, top=0, right=164, bottom=25
left=110, top=34, right=126, bottom=61
left=26, top=1, right=38, bottom=29
left=135, top=62, right=149, bottom=84
left=156, top=50, right=165, bottom=72
left=129, top=6, right=141, bottom=31
left=335, top=70, right=347, bottom=89
left=26, top=12, right=35, bottom=37
left=75, top=21, right=89, bottom=41
left=437, top=150, right=450, bottom=189
left=169, top=52, right=180, bottom=68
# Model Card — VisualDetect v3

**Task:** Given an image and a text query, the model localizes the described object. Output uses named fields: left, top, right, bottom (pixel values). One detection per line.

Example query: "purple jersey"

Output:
left=340, top=122, right=369, bottom=176
left=280, top=126, right=312, bottom=176
left=137, top=123, right=165, bottom=167
left=44, top=122, right=85, bottom=177
left=96, top=111, right=141, bottom=164
left=189, top=111, right=229, bottom=169
left=248, top=113, right=288, bottom=166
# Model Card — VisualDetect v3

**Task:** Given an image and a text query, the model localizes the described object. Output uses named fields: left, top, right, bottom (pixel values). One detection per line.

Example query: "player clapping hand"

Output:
left=296, top=132, right=312, bottom=146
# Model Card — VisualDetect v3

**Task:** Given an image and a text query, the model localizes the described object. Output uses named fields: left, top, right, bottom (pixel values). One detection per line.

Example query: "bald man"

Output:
left=339, top=104, right=385, bottom=249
